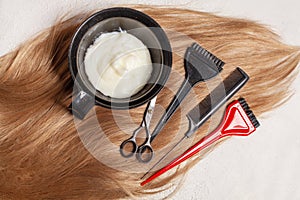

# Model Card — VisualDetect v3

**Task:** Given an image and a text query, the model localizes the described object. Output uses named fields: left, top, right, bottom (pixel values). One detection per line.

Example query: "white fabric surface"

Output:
left=1, top=1, right=300, bottom=199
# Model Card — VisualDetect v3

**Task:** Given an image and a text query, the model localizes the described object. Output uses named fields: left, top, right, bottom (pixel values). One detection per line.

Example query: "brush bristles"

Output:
left=191, top=43, right=225, bottom=71
left=238, top=98, right=260, bottom=128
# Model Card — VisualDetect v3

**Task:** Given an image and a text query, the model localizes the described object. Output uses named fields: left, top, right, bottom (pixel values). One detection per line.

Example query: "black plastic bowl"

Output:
left=68, top=7, right=172, bottom=119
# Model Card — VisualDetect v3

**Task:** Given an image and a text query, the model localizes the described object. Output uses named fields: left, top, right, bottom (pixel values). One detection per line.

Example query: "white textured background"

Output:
left=1, top=0, right=300, bottom=199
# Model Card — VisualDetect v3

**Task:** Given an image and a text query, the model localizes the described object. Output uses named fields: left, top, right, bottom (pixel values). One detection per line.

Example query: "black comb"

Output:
left=149, top=43, right=224, bottom=143
left=185, top=67, right=249, bottom=137
left=238, top=98, right=260, bottom=128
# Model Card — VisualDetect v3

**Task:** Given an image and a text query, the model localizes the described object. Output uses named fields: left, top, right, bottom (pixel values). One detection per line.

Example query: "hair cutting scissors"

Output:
left=120, top=96, right=157, bottom=163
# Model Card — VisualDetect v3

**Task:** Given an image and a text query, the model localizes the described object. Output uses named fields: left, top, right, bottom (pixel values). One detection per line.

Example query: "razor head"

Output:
left=184, top=43, right=225, bottom=84
left=238, top=98, right=260, bottom=128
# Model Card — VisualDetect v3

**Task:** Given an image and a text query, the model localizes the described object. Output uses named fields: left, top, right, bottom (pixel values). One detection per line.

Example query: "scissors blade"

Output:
left=143, top=96, right=157, bottom=128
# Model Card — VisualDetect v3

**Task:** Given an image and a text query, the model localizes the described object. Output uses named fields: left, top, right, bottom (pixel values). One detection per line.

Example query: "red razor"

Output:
left=141, top=98, right=260, bottom=186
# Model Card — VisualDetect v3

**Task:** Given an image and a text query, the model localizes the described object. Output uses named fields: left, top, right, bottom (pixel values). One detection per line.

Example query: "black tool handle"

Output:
left=69, top=90, right=95, bottom=120
left=150, top=77, right=193, bottom=142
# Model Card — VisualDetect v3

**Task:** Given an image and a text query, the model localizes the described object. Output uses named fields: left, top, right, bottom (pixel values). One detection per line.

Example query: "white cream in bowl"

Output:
left=84, top=31, right=152, bottom=98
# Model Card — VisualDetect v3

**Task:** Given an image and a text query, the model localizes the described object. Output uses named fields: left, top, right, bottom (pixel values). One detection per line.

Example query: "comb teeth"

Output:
left=238, top=98, right=260, bottom=128
left=191, top=43, right=225, bottom=71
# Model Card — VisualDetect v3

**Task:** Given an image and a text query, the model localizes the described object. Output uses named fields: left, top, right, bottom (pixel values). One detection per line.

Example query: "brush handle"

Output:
left=150, top=78, right=193, bottom=142
left=69, top=90, right=94, bottom=120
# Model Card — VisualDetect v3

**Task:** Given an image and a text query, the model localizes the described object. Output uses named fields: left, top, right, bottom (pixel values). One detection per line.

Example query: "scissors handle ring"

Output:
left=136, top=144, right=154, bottom=163
left=120, top=138, right=138, bottom=158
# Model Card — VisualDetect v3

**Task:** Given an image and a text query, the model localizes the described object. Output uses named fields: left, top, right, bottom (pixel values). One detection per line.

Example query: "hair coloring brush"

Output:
left=148, top=43, right=224, bottom=143
left=141, top=98, right=260, bottom=186
left=141, top=67, right=250, bottom=181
